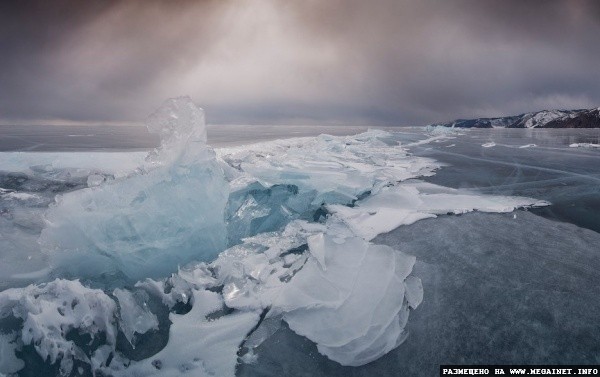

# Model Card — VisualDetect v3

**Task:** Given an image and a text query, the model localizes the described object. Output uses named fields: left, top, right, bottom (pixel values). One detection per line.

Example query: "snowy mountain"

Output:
left=430, top=107, right=600, bottom=128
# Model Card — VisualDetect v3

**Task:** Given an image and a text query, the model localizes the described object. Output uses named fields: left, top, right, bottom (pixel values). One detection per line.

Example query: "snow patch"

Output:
left=0, top=279, right=117, bottom=376
left=569, top=143, right=600, bottom=148
left=113, top=290, right=260, bottom=377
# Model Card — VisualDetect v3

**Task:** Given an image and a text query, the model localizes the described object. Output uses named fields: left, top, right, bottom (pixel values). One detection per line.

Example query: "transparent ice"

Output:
left=39, top=97, right=228, bottom=282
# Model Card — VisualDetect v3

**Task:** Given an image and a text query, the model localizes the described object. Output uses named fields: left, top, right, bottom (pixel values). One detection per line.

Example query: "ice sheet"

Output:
left=0, top=152, right=147, bottom=179
left=328, top=181, right=549, bottom=240
left=278, top=235, right=419, bottom=366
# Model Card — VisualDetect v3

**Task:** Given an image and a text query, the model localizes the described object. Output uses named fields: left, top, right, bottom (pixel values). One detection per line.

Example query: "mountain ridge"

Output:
left=430, top=107, right=600, bottom=128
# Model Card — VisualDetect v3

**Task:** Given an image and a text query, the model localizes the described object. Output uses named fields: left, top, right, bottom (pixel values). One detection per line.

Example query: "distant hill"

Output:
left=429, top=107, right=600, bottom=128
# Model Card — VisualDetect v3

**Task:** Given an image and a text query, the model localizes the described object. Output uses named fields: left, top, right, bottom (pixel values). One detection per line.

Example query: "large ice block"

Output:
left=39, top=97, right=228, bottom=282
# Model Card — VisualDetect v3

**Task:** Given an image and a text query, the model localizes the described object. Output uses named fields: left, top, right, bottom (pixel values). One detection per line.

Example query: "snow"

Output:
left=0, top=279, right=117, bottom=376
left=522, top=110, right=569, bottom=128
left=569, top=143, right=600, bottom=148
left=112, top=290, right=260, bottom=377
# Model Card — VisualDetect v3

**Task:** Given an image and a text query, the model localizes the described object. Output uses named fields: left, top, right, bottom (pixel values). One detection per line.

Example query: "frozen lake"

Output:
left=401, top=128, right=600, bottom=233
left=0, top=120, right=598, bottom=376
left=238, top=127, right=600, bottom=376
left=0, top=124, right=371, bottom=151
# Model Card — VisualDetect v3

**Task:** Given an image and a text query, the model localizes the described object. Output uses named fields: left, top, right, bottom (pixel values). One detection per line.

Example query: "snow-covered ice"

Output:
left=115, top=290, right=260, bottom=377
left=0, top=279, right=118, bottom=376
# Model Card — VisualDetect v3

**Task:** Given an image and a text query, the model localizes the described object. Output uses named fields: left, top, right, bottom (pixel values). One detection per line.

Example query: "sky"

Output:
left=1, top=0, right=600, bottom=126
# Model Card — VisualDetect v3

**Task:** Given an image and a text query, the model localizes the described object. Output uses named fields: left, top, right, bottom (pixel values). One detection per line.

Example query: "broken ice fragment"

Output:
left=114, top=288, right=159, bottom=347
left=275, top=234, right=420, bottom=366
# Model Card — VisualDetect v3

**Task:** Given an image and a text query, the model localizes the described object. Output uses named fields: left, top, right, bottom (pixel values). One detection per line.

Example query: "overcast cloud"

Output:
left=1, top=0, right=599, bottom=126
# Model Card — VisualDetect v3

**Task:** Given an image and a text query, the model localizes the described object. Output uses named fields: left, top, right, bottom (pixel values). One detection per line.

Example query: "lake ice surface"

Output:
left=0, top=102, right=599, bottom=376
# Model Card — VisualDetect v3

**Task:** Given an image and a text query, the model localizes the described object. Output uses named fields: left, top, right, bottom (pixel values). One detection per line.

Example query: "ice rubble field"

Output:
left=0, top=98, right=550, bottom=376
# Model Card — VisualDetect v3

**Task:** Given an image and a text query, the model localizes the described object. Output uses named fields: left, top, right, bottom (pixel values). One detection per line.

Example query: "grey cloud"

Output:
left=1, top=0, right=599, bottom=126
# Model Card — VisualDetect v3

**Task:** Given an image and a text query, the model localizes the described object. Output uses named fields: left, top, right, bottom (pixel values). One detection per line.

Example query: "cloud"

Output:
left=1, top=0, right=599, bottom=125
